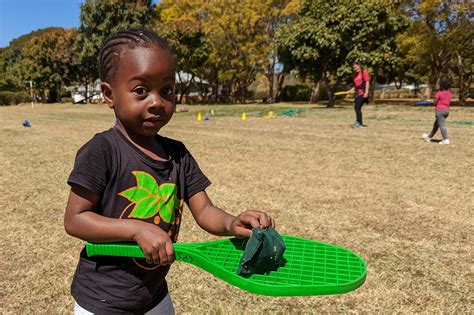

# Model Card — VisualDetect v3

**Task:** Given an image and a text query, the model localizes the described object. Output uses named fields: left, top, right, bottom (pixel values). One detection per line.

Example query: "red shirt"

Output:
left=353, top=70, right=370, bottom=96
left=435, top=90, right=452, bottom=111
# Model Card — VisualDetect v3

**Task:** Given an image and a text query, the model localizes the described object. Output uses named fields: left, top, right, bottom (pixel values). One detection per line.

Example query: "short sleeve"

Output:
left=67, top=135, right=112, bottom=194
left=181, top=146, right=211, bottom=200
left=363, top=70, right=370, bottom=82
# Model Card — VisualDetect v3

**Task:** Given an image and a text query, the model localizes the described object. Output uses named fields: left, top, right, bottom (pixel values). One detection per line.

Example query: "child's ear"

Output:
left=101, top=82, right=114, bottom=108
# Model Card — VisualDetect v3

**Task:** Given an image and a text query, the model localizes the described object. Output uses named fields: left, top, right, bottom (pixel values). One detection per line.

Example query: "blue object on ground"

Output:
left=450, top=121, right=474, bottom=125
left=416, top=101, right=433, bottom=106
left=22, top=120, right=32, bottom=127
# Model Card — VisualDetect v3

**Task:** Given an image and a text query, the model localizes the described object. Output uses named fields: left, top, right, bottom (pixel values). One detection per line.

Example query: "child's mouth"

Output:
left=143, top=117, right=162, bottom=127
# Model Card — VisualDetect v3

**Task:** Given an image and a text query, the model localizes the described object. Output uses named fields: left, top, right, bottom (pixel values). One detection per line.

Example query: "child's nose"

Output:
left=148, top=98, right=162, bottom=108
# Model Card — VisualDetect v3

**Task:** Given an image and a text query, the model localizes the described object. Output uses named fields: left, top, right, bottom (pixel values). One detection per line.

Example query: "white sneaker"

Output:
left=439, top=139, right=450, bottom=145
left=422, top=133, right=431, bottom=142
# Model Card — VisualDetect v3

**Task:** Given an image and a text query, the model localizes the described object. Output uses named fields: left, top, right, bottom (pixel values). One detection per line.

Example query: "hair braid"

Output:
left=98, top=28, right=173, bottom=82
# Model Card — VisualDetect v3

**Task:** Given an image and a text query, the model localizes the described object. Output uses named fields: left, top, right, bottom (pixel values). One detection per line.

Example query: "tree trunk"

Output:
left=321, top=73, right=334, bottom=108
left=369, top=70, right=377, bottom=103
left=309, top=81, right=321, bottom=103
left=177, top=75, right=194, bottom=104
left=266, top=52, right=277, bottom=103
left=275, top=72, right=285, bottom=101
left=84, top=82, right=89, bottom=104
left=457, top=53, right=466, bottom=106
left=266, top=73, right=274, bottom=103
left=212, top=83, right=219, bottom=103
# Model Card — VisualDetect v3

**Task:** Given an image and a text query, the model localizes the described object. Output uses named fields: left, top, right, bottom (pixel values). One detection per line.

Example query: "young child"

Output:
left=423, top=79, right=452, bottom=145
left=64, top=29, right=275, bottom=314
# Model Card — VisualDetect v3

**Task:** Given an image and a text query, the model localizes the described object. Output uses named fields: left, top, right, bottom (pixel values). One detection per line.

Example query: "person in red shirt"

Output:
left=423, top=79, right=452, bottom=145
left=347, top=63, right=370, bottom=128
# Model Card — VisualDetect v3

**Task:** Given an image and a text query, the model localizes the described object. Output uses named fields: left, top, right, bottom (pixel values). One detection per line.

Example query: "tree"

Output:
left=156, top=0, right=285, bottom=103
left=198, top=1, right=272, bottom=102
left=397, top=0, right=474, bottom=102
left=73, top=0, right=154, bottom=102
left=0, top=48, right=23, bottom=92
left=0, top=28, right=62, bottom=93
left=276, top=0, right=408, bottom=107
left=154, top=11, right=209, bottom=103
left=260, top=0, right=296, bottom=103
left=14, top=28, right=76, bottom=102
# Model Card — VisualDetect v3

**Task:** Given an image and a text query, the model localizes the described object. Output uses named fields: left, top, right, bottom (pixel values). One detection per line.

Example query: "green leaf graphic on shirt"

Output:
left=120, top=187, right=150, bottom=203
left=132, top=196, right=160, bottom=218
left=157, top=184, right=179, bottom=222
left=134, top=171, right=159, bottom=195
left=119, top=171, right=180, bottom=222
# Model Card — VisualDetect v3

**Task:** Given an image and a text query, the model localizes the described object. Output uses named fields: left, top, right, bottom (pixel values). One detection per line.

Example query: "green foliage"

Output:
left=18, top=28, right=77, bottom=102
left=276, top=0, right=408, bottom=105
left=1, top=0, right=470, bottom=105
left=73, top=0, right=154, bottom=98
left=397, top=0, right=474, bottom=101
left=279, top=84, right=311, bottom=102
left=154, top=18, right=209, bottom=102
left=0, top=91, right=30, bottom=105
left=156, top=0, right=293, bottom=103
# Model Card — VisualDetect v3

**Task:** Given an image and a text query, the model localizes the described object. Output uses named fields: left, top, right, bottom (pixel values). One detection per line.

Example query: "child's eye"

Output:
left=161, top=87, right=175, bottom=96
left=133, top=87, right=148, bottom=96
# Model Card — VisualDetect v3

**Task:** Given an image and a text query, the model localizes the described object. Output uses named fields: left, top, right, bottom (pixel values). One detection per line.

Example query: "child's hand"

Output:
left=229, top=210, right=275, bottom=238
left=133, top=222, right=174, bottom=266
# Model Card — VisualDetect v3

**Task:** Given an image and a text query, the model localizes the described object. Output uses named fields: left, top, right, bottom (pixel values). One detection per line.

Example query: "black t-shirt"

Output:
left=67, top=127, right=211, bottom=314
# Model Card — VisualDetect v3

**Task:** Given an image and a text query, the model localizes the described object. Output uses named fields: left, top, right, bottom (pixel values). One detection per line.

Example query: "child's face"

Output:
left=104, top=46, right=176, bottom=137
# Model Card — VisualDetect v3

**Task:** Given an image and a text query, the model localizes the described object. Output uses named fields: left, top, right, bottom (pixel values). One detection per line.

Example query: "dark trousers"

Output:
left=354, top=95, right=367, bottom=124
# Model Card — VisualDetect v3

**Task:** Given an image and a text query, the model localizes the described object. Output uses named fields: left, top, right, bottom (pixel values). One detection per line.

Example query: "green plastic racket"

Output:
left=86, top=235, right=366, bottom=296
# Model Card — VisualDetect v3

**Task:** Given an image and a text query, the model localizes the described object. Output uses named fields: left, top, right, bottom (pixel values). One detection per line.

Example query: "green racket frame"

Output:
left=86, top=235, right=366, bottom=296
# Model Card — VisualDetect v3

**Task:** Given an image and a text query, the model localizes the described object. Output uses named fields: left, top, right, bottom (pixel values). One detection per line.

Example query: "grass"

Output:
left=1, top=102, right=473, bottom=313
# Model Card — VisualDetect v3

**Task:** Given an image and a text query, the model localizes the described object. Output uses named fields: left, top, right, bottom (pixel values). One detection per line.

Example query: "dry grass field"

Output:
left=1, top=102, right=473, bottom=313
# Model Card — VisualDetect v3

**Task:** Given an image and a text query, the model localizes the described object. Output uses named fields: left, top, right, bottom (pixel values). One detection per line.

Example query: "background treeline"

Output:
left=0, top=0, right=472, bottom=106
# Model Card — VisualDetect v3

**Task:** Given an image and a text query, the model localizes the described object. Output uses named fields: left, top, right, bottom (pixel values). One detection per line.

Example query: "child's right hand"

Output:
left=133, top=222, right=175, bottom=266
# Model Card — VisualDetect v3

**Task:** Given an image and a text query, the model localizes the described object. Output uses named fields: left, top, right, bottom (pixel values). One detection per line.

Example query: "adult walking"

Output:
left=348, top=63, right=370, bottom=128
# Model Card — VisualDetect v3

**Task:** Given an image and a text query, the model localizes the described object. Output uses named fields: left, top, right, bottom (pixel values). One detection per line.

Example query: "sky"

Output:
left=0, top=0, right=159, bottom=48
left=0, top=0, right=82, bottom=48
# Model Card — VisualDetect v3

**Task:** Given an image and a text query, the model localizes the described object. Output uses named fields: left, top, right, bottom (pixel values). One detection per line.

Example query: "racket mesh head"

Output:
left=197, top=236, right=366, bottom=287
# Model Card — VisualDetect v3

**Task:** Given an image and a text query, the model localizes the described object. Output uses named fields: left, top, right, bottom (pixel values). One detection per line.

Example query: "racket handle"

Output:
left=86, top=242, right=145, bottom=258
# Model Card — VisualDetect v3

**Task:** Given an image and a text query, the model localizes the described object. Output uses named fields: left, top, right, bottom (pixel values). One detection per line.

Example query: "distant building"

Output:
left=375, top=82, right=428, bottom=92
left=70, top=80, right=102, bottom=104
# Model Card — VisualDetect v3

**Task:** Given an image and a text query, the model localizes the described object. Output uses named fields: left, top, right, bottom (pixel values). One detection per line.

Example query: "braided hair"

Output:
left=98, top=28, right=174, bottom=83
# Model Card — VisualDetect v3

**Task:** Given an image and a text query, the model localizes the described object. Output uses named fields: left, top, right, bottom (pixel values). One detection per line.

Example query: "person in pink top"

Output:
left=347, top=63, right=370, bottom=128
left=423, top=79, right=452, bottom=145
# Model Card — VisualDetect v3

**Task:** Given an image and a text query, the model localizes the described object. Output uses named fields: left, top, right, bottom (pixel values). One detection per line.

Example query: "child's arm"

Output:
left=363, top=81, right=370, bottom=98
left=363, top=71, right=370, bottom=98
left=187, top=191, right=275, bottom=238
left=64, top=184, right=174, bottom=265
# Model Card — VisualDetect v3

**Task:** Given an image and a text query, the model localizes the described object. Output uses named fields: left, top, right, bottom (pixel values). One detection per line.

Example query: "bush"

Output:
left=0, top=91, right=30, bottom=105
left=279, top=84, right=311, bottom=102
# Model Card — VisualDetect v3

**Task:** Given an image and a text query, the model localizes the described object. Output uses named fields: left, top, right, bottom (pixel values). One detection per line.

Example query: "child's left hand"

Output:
left=229, top=210, right=275, bottom=238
